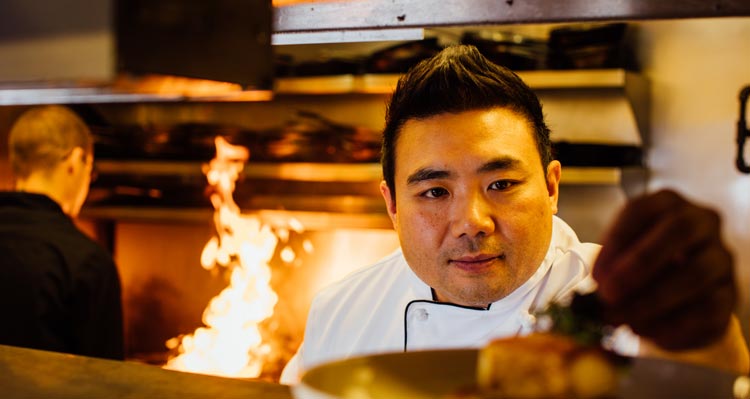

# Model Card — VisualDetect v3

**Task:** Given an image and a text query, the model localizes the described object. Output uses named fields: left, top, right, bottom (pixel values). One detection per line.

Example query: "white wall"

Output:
left=635, top=17, right=750, bottom=340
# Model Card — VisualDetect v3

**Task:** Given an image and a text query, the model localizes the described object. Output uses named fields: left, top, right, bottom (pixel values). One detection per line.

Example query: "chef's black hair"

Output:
left=381, top=44, right=552, bottom=200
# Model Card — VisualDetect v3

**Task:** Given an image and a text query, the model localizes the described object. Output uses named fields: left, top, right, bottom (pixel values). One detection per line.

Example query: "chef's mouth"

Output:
left=449, top=254, right=505, bottom=270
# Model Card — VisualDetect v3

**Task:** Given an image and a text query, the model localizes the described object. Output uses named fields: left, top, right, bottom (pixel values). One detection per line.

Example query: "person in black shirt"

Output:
left=0, top=105, right=124, bottom=360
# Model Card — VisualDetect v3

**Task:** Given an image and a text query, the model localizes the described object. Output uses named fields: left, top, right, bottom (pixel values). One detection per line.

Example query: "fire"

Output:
left=164, top=136, right=303, bottom=378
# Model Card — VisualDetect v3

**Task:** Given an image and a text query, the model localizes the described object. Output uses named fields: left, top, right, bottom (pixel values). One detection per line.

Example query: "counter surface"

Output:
left=0, top=344, right=292, bottom=398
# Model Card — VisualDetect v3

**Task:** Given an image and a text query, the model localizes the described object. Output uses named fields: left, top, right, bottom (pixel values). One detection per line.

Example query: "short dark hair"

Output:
left=9, top=105, right=92, bottom=178
left=381, top=44, right=552, bottom=199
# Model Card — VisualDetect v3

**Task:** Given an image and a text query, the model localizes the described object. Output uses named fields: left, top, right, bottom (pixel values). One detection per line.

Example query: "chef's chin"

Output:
left=433, top=282, right=509, bottom=308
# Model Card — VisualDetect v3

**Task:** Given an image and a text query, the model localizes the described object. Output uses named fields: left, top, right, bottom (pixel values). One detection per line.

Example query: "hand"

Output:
left=592, top=189, right=737, bottom=351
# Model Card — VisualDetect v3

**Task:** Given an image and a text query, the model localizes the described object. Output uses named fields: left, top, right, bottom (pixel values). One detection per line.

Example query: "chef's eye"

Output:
left=422, top=187, right=448, bottom=199
left=489, top=180, right=515, bottom=191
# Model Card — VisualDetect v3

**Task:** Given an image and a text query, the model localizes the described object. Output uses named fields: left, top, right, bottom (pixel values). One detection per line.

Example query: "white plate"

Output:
left=293, top=349, right=743, bottom=399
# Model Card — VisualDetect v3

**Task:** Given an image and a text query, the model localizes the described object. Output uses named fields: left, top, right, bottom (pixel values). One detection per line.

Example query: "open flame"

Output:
left=163, top=136, right=302, bottom=378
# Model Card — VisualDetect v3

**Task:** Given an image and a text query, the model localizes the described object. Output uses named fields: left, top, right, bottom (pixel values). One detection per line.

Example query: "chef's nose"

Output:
left=451, top=191, right=495, bottom=238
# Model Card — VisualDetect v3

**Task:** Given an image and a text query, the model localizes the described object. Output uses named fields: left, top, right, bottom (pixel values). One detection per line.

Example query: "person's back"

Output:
left=0, top=105, right=124, bottom=360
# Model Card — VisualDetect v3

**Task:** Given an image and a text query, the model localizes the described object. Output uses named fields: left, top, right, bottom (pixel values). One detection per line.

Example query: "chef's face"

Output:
left=380, top=107, right=561, bottom=307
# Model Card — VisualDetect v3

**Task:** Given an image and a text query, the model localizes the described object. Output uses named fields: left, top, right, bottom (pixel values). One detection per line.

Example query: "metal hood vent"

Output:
left=0, top=0, right=273, bottom=105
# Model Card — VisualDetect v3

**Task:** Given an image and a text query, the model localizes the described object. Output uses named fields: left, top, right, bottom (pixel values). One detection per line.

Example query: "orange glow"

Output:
left=164, top=136, right=304, bottom=378
left=113, top=74, right=273, bottom=102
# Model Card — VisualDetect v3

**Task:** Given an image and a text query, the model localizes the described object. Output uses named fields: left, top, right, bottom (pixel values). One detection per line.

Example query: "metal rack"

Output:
left=82, top=67, right=649, bottom=222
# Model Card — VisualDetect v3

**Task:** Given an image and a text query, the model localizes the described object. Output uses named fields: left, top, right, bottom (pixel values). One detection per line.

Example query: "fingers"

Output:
left=603, top=240, right=733, bottom=327
left=592, top=189, right=738, bottom=350
left=626, top=277, right=736, bottom=350
left=595, top=192, right=722, bottom=305
left=593, top=190, right=687, bottom=282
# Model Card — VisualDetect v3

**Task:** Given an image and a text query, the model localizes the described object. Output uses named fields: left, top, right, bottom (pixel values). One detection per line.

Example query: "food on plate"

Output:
left=447, top=293, right=624, bottom=398
left=476, top=332, right=620, bottom=398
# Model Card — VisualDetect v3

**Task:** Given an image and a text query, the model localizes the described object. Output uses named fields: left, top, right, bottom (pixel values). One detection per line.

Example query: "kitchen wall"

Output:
left=634, top=17, right=750, bottom=340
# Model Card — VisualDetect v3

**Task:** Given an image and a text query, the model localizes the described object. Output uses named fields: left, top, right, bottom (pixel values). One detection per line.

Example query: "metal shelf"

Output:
left=274, top=0, right=750, bottom=33
left=84, top=161, right=631, bottom=223
left=95, top=160, right=625, bottom=185
left=274, top=69, right=644, bottom=95
left=0, top=69, right=644, bottom=105
left=81, top=165, right=628, bottom=224
left=0, top=80, right=274, bottom=106
left=96, top=161, right=383, bottom=182
left=81, top=206, right=394, bottom=229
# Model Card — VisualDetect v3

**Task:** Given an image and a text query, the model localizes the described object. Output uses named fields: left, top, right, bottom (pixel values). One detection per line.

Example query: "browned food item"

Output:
left=477, top=332, right=619, bottom=398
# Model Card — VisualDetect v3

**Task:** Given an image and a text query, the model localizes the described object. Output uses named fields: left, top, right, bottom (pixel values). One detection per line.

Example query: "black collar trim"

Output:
left=403, top=297, right=491, bottom=352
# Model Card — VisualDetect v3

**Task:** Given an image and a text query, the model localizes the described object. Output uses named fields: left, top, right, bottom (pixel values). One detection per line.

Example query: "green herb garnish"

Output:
left=537, top=292, right=609, bottom=347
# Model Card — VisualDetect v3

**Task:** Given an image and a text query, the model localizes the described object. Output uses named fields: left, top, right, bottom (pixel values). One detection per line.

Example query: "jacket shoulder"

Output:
left=312, top=249, right=407, bottom=307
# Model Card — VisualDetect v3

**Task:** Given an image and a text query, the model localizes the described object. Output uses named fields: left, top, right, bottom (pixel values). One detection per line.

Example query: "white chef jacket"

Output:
left=280, top=216, right=638, bottom=384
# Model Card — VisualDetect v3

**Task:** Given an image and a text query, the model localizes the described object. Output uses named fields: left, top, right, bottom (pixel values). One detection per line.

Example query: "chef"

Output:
left=280, top=45, right=749, bottom=383
left=0, top=105, right=124, bottom=360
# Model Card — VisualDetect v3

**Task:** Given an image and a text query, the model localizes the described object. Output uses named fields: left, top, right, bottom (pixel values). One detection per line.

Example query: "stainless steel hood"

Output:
left=274, top=0, right=750, bottom=33
left=0, top=0, right=274, bottom=104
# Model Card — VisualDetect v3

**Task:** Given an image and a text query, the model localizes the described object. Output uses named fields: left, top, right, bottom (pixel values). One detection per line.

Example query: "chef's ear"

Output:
left=546, top=160, right=561, bottom=215
left=63, top=147, right=85, bottom=175
left=380, top=180, right=398, bottom=228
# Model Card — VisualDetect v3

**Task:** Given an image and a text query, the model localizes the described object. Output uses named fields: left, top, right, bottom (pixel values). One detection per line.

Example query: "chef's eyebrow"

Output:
left=477, top=157, right=520, bottom=173
left=406, top=158, right=520, bottom=186
left=406, top=168, right=450, bottom=186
